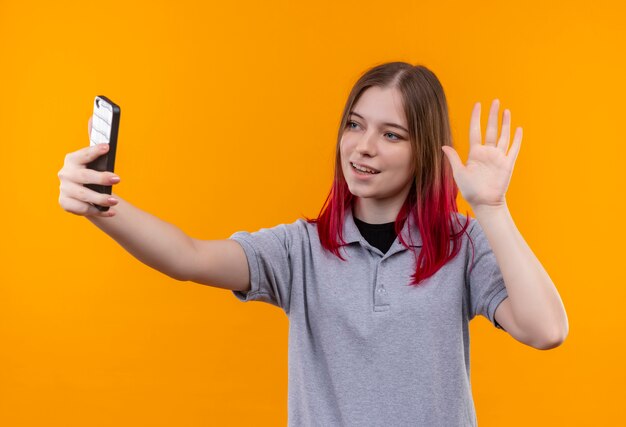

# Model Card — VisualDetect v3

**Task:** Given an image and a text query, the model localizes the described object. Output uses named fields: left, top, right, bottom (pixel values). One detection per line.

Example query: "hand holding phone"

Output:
left=85, top=95, right=121, bottom=212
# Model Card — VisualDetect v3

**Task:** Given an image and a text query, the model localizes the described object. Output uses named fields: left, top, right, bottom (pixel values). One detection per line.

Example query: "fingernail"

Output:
left=108, top=197, right=119, bottom=204
left=100, top=144, right=109, bottom=151
left=110, top=176, right=120, bottom=183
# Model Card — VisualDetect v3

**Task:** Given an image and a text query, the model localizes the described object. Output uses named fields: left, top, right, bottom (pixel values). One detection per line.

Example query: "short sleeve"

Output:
left=466, top=219, right=509, bottom=331
left=228, top=223, right=293, bottom=314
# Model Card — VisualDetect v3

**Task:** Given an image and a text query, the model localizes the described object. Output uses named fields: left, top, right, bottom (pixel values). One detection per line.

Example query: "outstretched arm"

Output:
left=442, top=99, right=568, bottom=350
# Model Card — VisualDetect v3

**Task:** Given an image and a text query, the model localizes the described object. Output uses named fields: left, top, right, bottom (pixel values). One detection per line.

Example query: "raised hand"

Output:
left=441, top=99, right=523, bottom=210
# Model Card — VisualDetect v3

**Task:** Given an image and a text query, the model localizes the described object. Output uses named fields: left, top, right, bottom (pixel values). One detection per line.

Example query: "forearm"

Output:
left=473, top=203, right=569, bottom=343
left=86, top=193, right=196, bottom=281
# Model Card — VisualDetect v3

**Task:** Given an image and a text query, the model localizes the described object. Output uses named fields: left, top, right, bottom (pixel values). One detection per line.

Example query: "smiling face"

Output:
left=340, top=85, right=416, bottom=223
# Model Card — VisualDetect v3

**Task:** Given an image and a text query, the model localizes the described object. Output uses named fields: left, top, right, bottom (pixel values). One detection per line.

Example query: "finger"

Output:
left=66, top=181, right=120, bottom=208
left=64, top=143, right=109, bottom=167
left=60, top=167, right=120, bottom=186
left=469, top=102, right=482, bottom=147
left=497, top=109, right=511, bottom=154
left=507, top=127, right=523, bottom=167
left=58, top=169, right=120, bottom=202
left=61, top=196, right=117, bottom=217
left=485, top=99, right=500, bottom=146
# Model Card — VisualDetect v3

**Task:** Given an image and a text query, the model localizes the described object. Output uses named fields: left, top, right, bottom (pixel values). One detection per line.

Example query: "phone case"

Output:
left=84, top=95, right=121, bottom=212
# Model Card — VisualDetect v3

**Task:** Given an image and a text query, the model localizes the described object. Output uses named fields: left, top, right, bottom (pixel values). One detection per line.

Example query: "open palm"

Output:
left=442, top=99, right=523, bottom=209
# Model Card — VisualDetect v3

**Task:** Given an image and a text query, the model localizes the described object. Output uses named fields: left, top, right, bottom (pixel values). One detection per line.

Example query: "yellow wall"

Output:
left=1, top=0, right=624, bottom=425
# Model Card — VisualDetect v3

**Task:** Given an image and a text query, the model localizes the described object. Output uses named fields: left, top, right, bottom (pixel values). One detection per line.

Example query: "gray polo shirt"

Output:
left=229, top=206, right=508, bottom=426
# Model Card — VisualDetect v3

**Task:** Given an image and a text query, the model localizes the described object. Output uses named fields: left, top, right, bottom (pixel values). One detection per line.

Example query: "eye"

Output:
left=385, top=132, right=401, bottom=141
left=346, top=120, right=404, bottom=141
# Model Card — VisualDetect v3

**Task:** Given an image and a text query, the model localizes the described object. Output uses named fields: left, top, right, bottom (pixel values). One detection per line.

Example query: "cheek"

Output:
left=339, top=139, right=352, bottom=159
left=339, top=148, right=348, bottom=169
left=340, top=133, right=356, bottom=148
left=339, top=140, right=347, bottom=153
left=389, top=157, right=414, bottom=180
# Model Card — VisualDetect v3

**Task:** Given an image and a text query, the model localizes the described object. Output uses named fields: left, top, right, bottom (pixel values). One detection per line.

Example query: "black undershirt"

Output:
left=353, top=216, right=398, bottom=254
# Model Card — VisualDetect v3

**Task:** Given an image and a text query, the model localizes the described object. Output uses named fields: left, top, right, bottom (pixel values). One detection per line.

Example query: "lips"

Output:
left=350, top=162, right=380, bottom=174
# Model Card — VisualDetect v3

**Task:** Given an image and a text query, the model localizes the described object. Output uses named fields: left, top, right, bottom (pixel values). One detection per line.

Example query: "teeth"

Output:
left=352, top=162, right=378, bottom=174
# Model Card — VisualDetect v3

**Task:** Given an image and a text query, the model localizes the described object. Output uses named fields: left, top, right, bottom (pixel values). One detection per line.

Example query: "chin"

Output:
left=347, top=186, right=376, bottom=199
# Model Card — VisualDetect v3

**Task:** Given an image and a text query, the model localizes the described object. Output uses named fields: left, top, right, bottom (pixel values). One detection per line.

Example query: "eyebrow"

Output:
left=348, top=111, right=409, bottom=134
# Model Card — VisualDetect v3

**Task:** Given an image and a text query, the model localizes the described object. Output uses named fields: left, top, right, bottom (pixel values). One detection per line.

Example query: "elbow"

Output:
left=533, top=337, right=564, bottom=351
left=169, top=268, right=194, bottom=282
left=160, top=265, right=191, bottom=282
left=170, top=273, right=190, bottom=282
left=532, top=326, right=569, bottom=351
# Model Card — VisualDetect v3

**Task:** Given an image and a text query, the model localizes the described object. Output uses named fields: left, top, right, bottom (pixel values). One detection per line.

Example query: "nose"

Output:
left=355, top=131, right=377, bottom=156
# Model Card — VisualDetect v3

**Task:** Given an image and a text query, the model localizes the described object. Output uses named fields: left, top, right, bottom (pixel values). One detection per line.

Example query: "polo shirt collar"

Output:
left=343, top=205, right=423, bottom=248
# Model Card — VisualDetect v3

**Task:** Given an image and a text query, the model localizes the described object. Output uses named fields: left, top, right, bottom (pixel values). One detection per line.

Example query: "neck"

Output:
left=353, top=197, right=404, bottom=224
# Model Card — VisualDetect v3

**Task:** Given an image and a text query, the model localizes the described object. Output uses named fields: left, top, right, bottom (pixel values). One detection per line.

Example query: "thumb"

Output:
left=441, top=146, right=463, bottom=173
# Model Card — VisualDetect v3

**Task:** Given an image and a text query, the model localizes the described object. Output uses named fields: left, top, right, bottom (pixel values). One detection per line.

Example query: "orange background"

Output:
left=1, top=0, right=624, bottom=425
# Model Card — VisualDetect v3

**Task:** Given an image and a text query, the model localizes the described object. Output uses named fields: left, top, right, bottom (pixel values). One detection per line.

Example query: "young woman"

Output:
left=58, top=62, right=568, bottom=426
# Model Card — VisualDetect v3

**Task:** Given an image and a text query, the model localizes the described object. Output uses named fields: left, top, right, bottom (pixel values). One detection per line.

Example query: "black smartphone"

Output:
left=84, top=95, right=121, bottom=212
